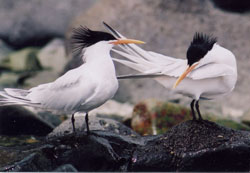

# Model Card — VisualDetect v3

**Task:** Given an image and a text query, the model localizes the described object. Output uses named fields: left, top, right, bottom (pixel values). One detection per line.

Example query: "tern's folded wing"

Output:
left=189, top=63, right=235, bottom=80
left=27, top=67, right=96, bottom=112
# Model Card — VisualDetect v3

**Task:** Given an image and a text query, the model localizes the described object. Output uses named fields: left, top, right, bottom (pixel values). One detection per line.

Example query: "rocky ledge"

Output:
left=1, top=118, right=250, bottom=171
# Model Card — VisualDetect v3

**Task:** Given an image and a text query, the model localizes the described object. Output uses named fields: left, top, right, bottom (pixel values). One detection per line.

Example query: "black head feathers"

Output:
left=187, top=32, right=217, bottom=66
left=71, top=26, right=116, bottom=55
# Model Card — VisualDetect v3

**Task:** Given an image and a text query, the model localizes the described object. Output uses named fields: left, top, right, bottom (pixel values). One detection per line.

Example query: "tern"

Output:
left=0, top=26, right=145, bottom=134
left=103, top=22, right=237, bottom=120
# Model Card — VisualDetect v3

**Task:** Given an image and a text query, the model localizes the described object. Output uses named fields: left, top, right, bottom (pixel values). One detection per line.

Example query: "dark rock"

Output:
left=211, top=0, right=250, bottom=13
left=0, top=116, right=142, bottom=171
left=130, top=120, right=250, bottom=171
left=0, top=0, right=96, bottom=48
left=46, top=116, right=143, bottom=171
left=0, top=106, right=53, bottom=136
left=1, top=152, right=54, bottom=172
left=53, top=164, right=78, bottom=172
left=1, top=119, right=250, bottom=171
left=47, top=115, right=140, bottom=139
left=36, top=111, right=63, bottom=128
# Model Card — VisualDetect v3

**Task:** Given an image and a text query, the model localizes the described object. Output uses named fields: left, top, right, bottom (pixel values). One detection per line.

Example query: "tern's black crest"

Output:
left=187, top=32, right=217, bottom=66
left=71, top=26, right=116, bottom=56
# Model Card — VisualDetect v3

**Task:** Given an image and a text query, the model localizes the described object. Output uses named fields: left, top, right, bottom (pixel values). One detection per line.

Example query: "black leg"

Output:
left=195, top=100, right=203, bottom=120
left=71, top=113, right=76, bottom=133
left=190, top=99, right=196, bottom=120
left=85, top=112, right=90, bottom=135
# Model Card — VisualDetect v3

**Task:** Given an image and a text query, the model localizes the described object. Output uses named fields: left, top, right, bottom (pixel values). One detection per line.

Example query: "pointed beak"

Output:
left=173, top=62, right=199, bottom=89
left=110, top=39, right=145, bottom=45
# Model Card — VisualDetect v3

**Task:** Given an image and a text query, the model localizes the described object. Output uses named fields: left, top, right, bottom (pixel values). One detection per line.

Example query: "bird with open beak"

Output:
left=0, top=25, right=145, bottom=134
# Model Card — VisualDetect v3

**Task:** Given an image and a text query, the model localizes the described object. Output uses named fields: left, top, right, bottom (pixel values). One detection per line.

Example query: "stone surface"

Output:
left=0, top=106, right=53, bottom=136
left=66, top=0, right=250, bottom=118
left=1, top=119, right=250, bottom=171
left=0, top=73, right=20, bottom=88
left=0, top=47, right=41, bottom=72
left=53, top=164, right=78, bottom=172
left=37, top=39, right=67, bottom=74
left=241, top=109, right=250, bottom=126
left=26, top=39, right=68, bottom=87
left=211, top=0, right=250, bottom=13
left=131, top=99, right=192, bottom=135
left=1, top=116, right=142, bottom=171
left=0, top=47, right=42, bottom=87
left=0, top=152, right=54, bottom=172
left=24, top=106, right=64, bottom=128
left=131, top=99, right=249, bottom=135
left=87, top=100, right=133, bottom=122
left=47, top=115, right=139, bottom=139
left=0, top=39, right=12, bottom=63
left=0, top=0, right=96, bottom=48
left=130, top=120, right=250, bottom=171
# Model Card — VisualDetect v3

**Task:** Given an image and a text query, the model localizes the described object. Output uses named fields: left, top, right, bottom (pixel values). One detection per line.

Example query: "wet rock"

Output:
left=1, top=119, right=250, bottom=171
left=46, top=116, right=143, bottom=171
left=47, top=115, right=139, bottom=138
left=0, top=135, right=40, bottom=147
left=0, top=0, right=96, bottom=48
left=0, top=106, right=53, bottom=136
left=1, top=152, right=54, bottom=172
left=131, top=120, right=250, bottom=171
left=53, top=164, right=78, bottom=172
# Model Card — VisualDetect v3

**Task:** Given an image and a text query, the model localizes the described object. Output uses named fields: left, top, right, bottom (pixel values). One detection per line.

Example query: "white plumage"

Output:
left=0, top=25, right=144, bottom=133
left=0, top=42, right=118, bottom=113
left=104, top=23, right=237, bottom=120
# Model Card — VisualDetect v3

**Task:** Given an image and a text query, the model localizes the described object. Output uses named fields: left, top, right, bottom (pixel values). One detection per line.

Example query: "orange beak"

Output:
left=110, top=39, right=145, bottom=45
left=173, top=62, right=199, bottom=89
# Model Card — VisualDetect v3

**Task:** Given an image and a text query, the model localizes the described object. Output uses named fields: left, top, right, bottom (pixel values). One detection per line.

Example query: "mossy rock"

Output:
left=131, top=99, right=249, bottom=135
left=0, top=48, right=42, bottom=72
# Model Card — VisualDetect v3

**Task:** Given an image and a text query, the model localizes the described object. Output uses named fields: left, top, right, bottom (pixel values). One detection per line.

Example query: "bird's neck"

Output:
left=83, top=42, right=113, bottom=64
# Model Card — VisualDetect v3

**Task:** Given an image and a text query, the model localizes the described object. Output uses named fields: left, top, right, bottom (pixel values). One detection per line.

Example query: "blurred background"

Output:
left=1, top=0, right=250, bottom=137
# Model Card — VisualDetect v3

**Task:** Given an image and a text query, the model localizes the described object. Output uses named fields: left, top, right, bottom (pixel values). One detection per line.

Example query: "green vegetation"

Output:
left=131, top=100, right=250, bottom=135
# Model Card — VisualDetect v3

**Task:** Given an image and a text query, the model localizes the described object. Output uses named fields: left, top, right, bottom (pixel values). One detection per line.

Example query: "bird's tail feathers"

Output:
left=0, top=89, right=40, bottom=107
